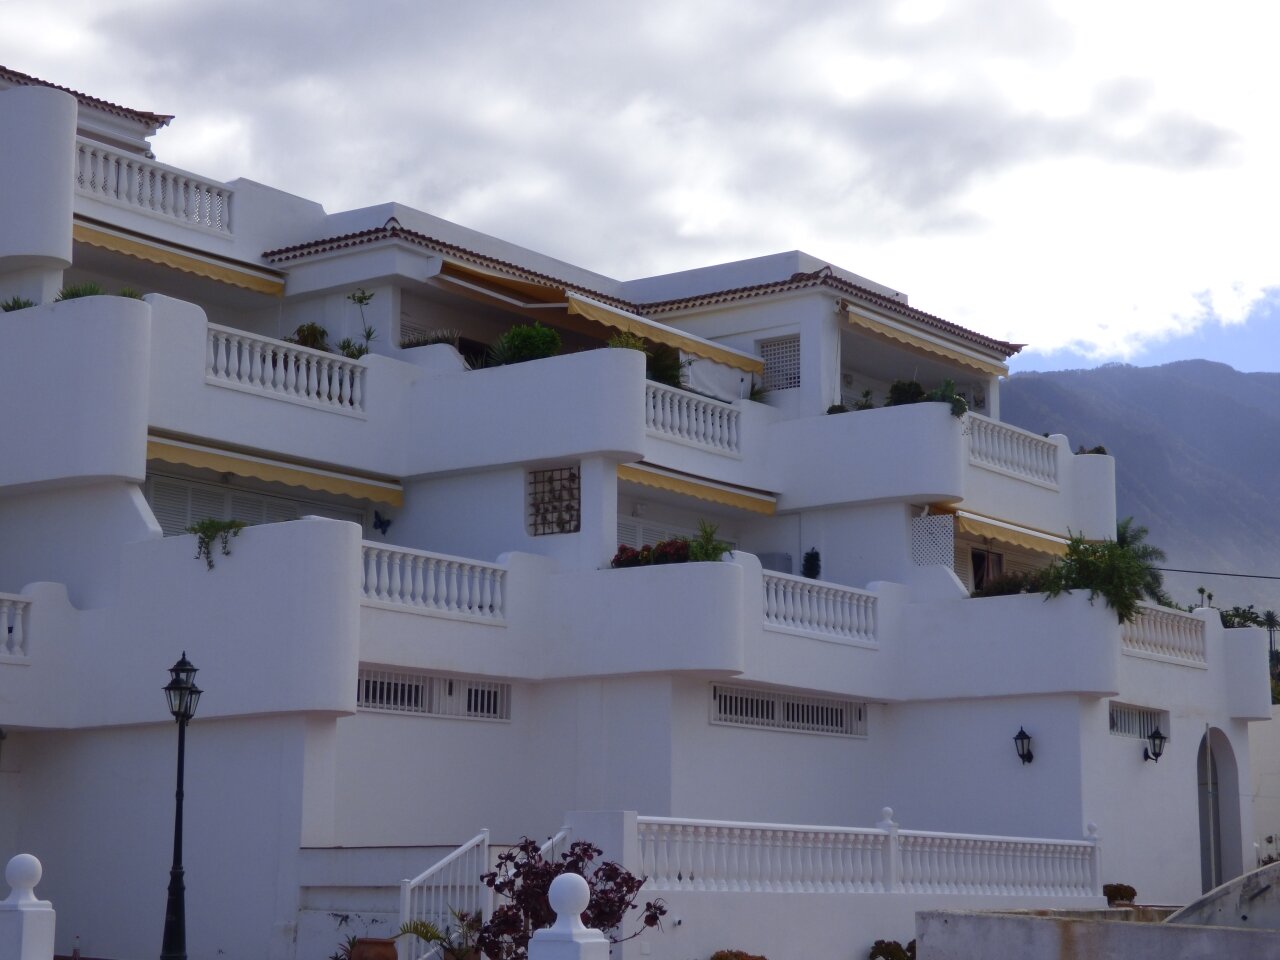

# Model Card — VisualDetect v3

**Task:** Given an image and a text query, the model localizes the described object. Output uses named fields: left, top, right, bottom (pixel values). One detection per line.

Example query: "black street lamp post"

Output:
left=161, top=653, right=202, bottom=960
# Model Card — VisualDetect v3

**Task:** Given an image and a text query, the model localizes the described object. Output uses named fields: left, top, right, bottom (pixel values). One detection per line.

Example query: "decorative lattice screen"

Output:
left=911, top=513, right=954, bottom=567
left=759, top=335, right=801, bottom=391
left=527, top=465, right=581, bottom=536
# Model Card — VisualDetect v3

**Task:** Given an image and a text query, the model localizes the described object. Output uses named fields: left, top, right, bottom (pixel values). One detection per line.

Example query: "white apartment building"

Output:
left=0, top=68, right=1269, bottom=960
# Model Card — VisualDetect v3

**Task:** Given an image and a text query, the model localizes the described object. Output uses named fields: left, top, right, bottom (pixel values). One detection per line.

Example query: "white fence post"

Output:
left=0, top=855, right=55, bottom=960
left=877, top=807, right=902, bottom=893
left=1086, top=822, right=1101, bottom=895
left=527, top=873, right=608, bottom=960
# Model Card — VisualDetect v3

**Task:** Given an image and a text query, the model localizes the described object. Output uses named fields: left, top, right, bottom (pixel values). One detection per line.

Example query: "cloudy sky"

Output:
left=3, top=0, right=1277, bottom=371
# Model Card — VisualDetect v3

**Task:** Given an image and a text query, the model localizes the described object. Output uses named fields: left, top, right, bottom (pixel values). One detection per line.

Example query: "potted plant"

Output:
left=399, top=909, right=482, bottom=960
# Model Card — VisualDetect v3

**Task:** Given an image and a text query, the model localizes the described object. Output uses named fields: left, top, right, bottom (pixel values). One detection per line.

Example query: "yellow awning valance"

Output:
left=951, top=510, right=1068, bottom=557
left=618, top=463, right=776, bottom=515
left=73, top=222, right=285, bottom=296
left=845, top=306, right=1007, bottom=378
left=147, top=438, right=403, bottom=506
left=567, top=294, right=763, bottom=374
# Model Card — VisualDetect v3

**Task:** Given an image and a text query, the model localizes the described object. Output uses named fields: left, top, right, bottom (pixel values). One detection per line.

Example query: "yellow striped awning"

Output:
left=844, top=305, right=1007, bottom=378
left=73, top=221, right=285, bottom=296
left=566, top=294, right=763, bottom=374
left=618, top=463, right=776, bottom=515
left=951, top=510, right=1069, bottom=557
left=147, top=437, right=402, bottom=506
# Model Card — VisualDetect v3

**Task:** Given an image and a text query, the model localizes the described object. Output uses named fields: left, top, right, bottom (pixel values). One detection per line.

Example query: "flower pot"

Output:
left=351, top=937, right=398, bottom=960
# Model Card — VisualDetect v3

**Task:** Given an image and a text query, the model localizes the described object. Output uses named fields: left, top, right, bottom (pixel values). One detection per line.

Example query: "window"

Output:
left=1109, top=702, right=1168, bottom=740
left=970, top=548, right=1003, bottom=591
left=711, top=683, right=867, bottom=737
left=759, top=335, right=800, bottom=391
left=527, top=466, right=581, bottom=535
left=357, top=668, right=511, bottom=721
left=145, top=475, right=363, bottom=537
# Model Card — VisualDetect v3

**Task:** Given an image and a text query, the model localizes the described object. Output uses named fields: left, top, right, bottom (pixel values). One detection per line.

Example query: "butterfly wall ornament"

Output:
left=372, top=510, right=392, bottom=535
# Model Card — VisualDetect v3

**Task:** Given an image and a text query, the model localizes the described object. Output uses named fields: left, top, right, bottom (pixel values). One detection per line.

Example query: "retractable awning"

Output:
left=147, top=437, right=403, bottom=506
left=844, top=304, right=1007, bottom=378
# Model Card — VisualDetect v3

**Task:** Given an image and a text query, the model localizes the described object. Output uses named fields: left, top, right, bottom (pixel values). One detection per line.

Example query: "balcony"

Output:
left=75, top=137, right=232, bottom=236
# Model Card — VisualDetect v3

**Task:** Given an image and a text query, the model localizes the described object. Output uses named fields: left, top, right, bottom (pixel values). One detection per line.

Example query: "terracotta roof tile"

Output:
left=0, top=65, right=172, bottom=128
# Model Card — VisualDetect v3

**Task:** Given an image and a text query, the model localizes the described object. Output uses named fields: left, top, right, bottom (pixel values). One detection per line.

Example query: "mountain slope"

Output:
left=1000, top=360, right=1280, bottom=611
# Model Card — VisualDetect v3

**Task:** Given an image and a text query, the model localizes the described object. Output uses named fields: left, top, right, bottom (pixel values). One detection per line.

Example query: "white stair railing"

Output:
left=75, top=138, right=232, bottom=233
left=361, top=545, right=506, bottom=622
left=206, top=324, right=366, bottom=413
left=0, top=593, right=30, bottom=659
left=762, top=572, right=877, bottom=645
left=1122, top=603, right=1207, bottom=665
left=398, top=830, right=492, bottom=960
left=637, top=810, right=1100, bottom=898
left=967, top=414, right=1059, bottom=486
left=645, top=381, right=740, bottom=454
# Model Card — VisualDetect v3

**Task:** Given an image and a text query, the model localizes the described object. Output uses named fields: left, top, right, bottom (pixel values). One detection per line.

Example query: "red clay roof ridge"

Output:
left=264, top=227, right=1019, bottom=358
left=0, top=65, right=172, bottom=127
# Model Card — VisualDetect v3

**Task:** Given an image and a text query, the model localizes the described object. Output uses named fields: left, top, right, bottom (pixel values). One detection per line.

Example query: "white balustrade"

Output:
left=0, top=594, right=30, bottom=659
left=206, top=324, right=366, bottom=414
left=762, top=572, right=877, bottom=645
left=75, top=138, right=232, bottom=233
left=1122, top=603, right=1207, bottom=665
left=968, top=414, right=1059, bottom=486
left=645, top=382, right=740, bottom=454
left=361, top=544, right=506, bottom=623
left=399, top=830, right=492, bottom=960
left=636, top=810, right=1100, bottom=899
left=897, top=830, right=1098, bottom=897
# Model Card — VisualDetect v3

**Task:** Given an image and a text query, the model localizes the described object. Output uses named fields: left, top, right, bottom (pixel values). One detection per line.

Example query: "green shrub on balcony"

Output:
left=488, top=322, right=561, bottom=365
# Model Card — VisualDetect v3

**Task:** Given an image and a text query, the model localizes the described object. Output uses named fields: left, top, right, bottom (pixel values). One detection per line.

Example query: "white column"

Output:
left=0, top=854, right=56, bottom=960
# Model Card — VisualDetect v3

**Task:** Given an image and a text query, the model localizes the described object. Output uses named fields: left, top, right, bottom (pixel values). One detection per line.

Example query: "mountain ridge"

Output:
left=1000, top=360, right=1280, bottom=611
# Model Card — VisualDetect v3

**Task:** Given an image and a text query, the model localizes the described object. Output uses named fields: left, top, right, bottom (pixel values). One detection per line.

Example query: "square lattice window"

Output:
left=528, top=465, right=581, bottom=535
left=759, top=335, right=801, bottom=391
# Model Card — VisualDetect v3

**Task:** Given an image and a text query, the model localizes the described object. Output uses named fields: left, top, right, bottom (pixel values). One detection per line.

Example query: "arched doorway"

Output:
left=1198, top=727, right=1243, bottom=892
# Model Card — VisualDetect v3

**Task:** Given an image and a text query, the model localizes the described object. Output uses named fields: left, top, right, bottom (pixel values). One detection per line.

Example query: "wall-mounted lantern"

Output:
left=1014, top=727, right=1034, bottom=764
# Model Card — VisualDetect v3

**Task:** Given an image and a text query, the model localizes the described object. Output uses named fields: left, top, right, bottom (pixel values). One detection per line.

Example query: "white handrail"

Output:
left=399, top=830, right=492, bottom=960
left=968, top=414, right=1059, bottom=486
left=206, top=324, right=366, bottom=413
left=75, top=138, right=232, bottom=233
left=636, top=811, right=1099, bottom=897
left=762, top=571, right=877, bottom=645
left=0, top=593, right=30, bottom=658
left=361, top=544, right=506, bottom=622
left=645, top=381, right=741, bottom=454
left=1122, top=602, right=1207, bottom=665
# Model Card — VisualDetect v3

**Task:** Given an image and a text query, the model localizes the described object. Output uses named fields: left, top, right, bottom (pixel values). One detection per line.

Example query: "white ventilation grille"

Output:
left=1109, top=702, right=1167, bottom=740
left=711, top=684, right=867, bottom=737
left=759, top=335, right=801, bottom=391
left=357, top=668, right=511, bottom=722
left=911, top=514, right=955, bottom=567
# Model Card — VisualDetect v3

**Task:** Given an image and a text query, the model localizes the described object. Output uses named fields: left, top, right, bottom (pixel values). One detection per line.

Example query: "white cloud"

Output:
left=2, top=0, right=1278, bottom=364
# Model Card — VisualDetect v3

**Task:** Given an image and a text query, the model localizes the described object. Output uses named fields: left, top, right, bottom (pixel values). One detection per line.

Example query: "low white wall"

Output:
left=771, top=403, right=967, bottom=510
left=1251, top=704, right=1280, bottom=866
left=3, top=714, right=316, bottom=960
left=916, top=909, right=1280, bottom=960
left=621, top=891, right=1108, bottom=960
left=895, top=592, right=1121, bottom=700
left=0, top=296, right=150, bottom=492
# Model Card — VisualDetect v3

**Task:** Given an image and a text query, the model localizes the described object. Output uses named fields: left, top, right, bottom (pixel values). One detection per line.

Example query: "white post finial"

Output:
left=528, top=873, right=608, bottom=960
left=0, top=854, right=56, bottom=960
left=3, top=855, right=45, bottom=907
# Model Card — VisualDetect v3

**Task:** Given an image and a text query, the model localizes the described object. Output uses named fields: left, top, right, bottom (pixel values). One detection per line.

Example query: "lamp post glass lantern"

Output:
left=161, top=653, right=201, bottom=960
left=1144, top=727, right=1167, bottom=763
left=1014, top=727, right=1034, bottom=764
